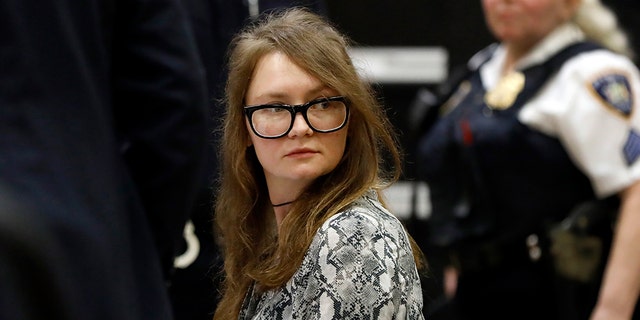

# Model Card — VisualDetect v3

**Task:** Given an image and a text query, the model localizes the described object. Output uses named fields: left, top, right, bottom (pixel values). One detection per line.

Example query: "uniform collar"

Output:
left=481, top=23, right=586, bottom=89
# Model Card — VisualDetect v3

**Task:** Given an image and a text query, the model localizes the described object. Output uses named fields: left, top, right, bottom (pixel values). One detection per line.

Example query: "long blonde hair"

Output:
left=573, top=0, right=634, bottom=59
left=213, top=7, right=421, bottom=319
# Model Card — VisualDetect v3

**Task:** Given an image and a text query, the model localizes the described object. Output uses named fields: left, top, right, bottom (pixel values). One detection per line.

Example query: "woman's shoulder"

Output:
left=560, top=48, right=638, bottom=80
left=329, top=191, right=399, bottom=223
left=534, top=47, right=639, bottom=115
left=302, top=191, right=415, bottom=271
left=318, top=191, right=407, bottom=242
left=543, top=47, right=640, bottom=117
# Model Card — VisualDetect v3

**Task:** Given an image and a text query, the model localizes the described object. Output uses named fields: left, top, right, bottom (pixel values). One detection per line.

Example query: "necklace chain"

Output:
left=272, top=200, right=294, bottom=207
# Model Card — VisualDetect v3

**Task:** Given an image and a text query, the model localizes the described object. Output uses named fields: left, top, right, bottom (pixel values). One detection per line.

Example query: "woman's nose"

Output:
left=288, top=113, right=313, bottom=137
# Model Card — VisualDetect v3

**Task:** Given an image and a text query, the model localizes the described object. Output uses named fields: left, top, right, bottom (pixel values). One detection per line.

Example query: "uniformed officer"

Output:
left=416, top=0, right=640, bottom=319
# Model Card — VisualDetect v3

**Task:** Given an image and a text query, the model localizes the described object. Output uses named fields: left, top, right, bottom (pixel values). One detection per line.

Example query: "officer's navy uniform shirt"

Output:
left=418, top=23, right=640, bottom=246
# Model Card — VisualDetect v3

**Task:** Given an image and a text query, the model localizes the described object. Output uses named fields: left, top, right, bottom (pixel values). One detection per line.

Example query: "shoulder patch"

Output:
left=591, top=73, right=633, bottom=117
left=624, top=129, right=640, bottom=165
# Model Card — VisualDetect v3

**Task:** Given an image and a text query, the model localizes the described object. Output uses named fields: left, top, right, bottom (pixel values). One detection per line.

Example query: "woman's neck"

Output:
left=502, top=34, right=544, bottom=75
left=503, top=43, right=530, bottom=75
left=273, top=203, right=292, bottom=228
left=266, top=176, right=308, bottom=228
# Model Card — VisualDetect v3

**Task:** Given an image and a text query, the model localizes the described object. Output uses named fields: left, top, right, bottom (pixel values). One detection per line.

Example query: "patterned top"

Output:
left=239, top=191, right=425, bottom=319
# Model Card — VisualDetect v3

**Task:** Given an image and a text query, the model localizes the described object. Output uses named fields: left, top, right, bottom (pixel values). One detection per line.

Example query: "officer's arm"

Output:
left=591, top=180, right=640, bottom=320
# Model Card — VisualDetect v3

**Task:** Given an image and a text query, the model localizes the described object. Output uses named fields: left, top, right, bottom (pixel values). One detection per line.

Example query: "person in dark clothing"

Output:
left=168, top=1, right=248, bottom=319
left=0, top=0, right=209, bottom=318
left=415, top=0, right=640, bottom=319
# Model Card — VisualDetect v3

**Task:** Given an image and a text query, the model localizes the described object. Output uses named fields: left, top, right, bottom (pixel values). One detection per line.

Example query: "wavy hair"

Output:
left=573, top=0, right=634, bottom=59
left=213, top=7, right=423, bottom=319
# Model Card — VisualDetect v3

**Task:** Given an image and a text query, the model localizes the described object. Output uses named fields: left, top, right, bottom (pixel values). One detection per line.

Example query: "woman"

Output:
left=416, top=0, right=640, bottom=319
left=213, top=8, right=425, bottom=319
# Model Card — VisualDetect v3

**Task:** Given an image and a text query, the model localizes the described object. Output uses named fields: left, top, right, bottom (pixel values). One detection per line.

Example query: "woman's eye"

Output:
left=310, top=100, right=334, bottom=111
left=265, top=106, right=287, bottom=113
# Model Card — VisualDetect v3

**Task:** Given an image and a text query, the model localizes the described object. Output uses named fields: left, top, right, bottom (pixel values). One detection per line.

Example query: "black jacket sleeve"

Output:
left=112, top=0, right=209, bottom=277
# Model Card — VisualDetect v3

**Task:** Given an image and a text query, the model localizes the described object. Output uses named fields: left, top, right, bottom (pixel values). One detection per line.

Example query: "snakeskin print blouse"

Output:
left=239, top=191, right=425, bottom=319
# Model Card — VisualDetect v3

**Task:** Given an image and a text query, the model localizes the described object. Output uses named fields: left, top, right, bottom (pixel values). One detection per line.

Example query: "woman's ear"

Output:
left=244, top=117, right=254, bottom=147
left=247, top=135, right=253, bottom=147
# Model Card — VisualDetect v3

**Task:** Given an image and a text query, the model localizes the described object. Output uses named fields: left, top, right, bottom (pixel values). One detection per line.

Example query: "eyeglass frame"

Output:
left=243, top=96, right=350, bottom=139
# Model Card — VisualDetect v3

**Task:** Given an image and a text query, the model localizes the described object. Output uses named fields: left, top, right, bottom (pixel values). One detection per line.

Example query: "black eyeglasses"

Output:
left=243, top=96, right=349, bottom=139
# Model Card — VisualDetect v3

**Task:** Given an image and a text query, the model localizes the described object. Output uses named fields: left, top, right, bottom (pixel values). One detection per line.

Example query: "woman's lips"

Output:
left=286, top=148, right=317, bottom=157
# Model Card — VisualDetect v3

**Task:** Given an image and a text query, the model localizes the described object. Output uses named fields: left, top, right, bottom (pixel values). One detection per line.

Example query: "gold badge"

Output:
left=484, top=71, right=525, bottom=110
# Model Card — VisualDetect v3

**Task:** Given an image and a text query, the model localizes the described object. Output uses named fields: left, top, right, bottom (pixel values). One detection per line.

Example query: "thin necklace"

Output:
left=272, top=200, right=294, bottom=207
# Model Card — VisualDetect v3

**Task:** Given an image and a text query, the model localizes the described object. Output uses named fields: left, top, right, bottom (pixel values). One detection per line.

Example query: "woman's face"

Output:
left=482, top=0, right=579, bottom=47
left=244, top=51, right=349, bottom=192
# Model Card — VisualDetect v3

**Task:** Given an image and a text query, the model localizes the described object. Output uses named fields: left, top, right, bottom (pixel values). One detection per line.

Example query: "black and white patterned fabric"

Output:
left=239, top=191, right=424, bottom=319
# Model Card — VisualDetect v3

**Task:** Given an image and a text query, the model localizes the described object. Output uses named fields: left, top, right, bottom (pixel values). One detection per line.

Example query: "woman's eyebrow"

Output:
left=251, top=85, right=333, bottom=103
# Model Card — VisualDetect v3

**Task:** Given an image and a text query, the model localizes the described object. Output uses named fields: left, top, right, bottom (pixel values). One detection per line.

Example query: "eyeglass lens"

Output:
left=250, top=98, right=347, bottom=138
